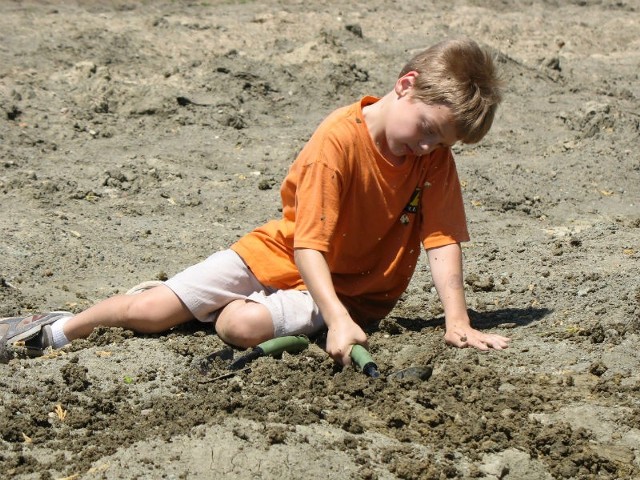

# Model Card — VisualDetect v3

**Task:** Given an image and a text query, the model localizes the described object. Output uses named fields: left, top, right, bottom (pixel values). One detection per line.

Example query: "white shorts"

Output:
left=164, top=249, right=326, bottom=337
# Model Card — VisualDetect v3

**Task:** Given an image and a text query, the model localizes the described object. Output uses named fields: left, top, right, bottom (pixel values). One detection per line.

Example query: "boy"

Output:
left=1, top=38, right=510, bottom=366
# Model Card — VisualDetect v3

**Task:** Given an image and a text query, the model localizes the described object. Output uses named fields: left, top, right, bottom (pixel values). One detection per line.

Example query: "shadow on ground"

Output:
left=393, top=307, right=552, bottom=332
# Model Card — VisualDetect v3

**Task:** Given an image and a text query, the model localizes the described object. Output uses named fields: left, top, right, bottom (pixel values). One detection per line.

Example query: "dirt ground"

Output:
left=1, top=1, right=639, bottom=479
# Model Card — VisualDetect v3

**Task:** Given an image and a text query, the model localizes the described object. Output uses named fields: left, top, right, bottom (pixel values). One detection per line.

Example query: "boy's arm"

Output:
left=294, top=248, right=368, bottom=366
left=427, top=243, right=510, bottom=350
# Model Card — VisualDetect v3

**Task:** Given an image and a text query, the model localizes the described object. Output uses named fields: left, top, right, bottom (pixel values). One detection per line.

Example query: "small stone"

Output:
left=589, top=361, right=607, bottom=377
left=345, top=23, right=363, bottom=38
left=387, top=366, right=432, bottom=382
left=258, top=179, right=272, bottom=190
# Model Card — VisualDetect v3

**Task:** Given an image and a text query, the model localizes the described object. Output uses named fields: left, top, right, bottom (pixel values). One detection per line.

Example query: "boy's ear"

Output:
left=395, top=71, right=419, bottom=97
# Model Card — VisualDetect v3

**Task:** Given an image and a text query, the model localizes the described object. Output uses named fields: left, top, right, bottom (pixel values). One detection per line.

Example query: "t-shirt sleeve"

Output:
left=420, top=149, right=470, bottom=250
left=292, top=139, right=344, bottom=252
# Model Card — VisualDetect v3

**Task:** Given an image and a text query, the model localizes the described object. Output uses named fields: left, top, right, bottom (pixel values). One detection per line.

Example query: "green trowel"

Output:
left=228, top=335, right=310, bottom=370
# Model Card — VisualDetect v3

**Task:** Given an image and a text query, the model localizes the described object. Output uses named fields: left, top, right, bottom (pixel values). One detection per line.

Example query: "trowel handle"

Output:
left=258, top=335, right=310, bottom=356
left=228, top=335, right=309, bottom=371
left=350, top=345, right=380, bottom=378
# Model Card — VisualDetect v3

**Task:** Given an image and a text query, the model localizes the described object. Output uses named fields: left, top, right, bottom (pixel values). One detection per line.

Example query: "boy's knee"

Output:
left=215, top=301, right=273, bottom=348
left=119, top=286, right=188, bottom=331
left=122, top=294, right=157, bottom=325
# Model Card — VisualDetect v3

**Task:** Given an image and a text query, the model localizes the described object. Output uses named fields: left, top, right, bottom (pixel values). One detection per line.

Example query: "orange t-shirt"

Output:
left=232, top=96, right=469, bottom=324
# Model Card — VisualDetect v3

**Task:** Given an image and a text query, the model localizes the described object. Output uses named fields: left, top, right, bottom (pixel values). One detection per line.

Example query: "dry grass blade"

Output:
left=54, top=404, right=67, bottom=422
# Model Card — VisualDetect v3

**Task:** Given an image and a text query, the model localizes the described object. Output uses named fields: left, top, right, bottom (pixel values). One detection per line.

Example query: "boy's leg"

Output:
left=62, top=248, right=258, bottom=343
left=64, top=285, right=194, bottom=341
left=5, top=249, right=325, bottom=352
left=215, top=289, right=326, bottom=348
left=215, top=299, right=273, bottom=348
left=0, top=285, right=193, bottom=360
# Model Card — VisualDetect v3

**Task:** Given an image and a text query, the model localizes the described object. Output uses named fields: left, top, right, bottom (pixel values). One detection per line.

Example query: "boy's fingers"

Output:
left=491, top=334, right=511, bottom=348
left=466, top=333, right=510, bottom=351
left=482, top=336, right=510, bottom=350
left=329, top=346, right=352, bottom=366
left=472, top=340, right=490, bottom=351
left=446, top=330, right=510, bottom=351
left=340, top=348, right=352, bottom=366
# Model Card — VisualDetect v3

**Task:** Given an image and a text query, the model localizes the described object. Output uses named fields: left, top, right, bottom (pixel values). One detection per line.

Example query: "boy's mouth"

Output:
left=406, top=145, right=420, bottom=156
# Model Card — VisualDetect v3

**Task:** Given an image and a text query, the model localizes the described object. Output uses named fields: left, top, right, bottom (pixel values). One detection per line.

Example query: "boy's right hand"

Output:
left=293, top=248, right=368, bottom=366
left=325, top=315, right=368, bottom=366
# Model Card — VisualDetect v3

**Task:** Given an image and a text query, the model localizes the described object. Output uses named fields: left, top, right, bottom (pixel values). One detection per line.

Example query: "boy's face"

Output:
left=385, top=73, right=458, bottom=158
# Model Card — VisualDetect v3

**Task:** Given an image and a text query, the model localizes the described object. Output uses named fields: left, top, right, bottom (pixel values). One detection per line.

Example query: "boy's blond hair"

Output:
left=400, top=38, right=503, bottom=144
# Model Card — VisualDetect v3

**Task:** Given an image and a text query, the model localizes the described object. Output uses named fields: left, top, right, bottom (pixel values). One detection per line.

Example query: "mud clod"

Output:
left=61, top=358, right=90, bottom=391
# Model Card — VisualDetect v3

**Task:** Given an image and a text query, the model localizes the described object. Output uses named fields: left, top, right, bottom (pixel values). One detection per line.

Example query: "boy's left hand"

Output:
left=444, top=326, right=510, bottom=351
